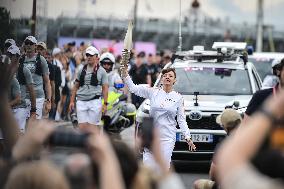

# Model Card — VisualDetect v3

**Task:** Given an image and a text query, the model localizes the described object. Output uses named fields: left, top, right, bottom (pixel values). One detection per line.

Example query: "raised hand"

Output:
left=186, top=138, right=196, bottom=151
left=119, top=49, right=130, bottom=78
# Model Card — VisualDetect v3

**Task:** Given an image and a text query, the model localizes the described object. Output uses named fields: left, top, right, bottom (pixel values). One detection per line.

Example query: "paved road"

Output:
left=120, top=126, right=209, bottom=189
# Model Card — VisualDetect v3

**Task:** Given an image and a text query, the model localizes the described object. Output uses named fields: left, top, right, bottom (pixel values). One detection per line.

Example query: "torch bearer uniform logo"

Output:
left=189, top=110, right=202, bottom=121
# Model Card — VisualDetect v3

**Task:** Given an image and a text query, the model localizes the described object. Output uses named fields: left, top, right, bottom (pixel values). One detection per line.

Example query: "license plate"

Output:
left=176, top=133, right=213, bottom=143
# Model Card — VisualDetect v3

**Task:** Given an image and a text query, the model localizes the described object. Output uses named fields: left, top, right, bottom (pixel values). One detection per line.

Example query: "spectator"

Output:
left=129, top=52, right=151, bottom=108
left=52, top=47, right=65, bottom=121
left=194, top=109, right=241, bottom=189
left=21, top=36, right=51, bottom=119
left=158, top=50, right=172, bottom=70
left=155, top=52, right=162, bottom=66
left=6, top=45, right=36, bottom=132
left=245, top=58, right=284, bottom=119
left=65, top=48, right=76, bottom=84
left=87, top=128, right=126, bottom=189
left=0, top=54, right=20, bottom=158
left=111, top=140, right=139, bottom=189
left=59, top=52, right=72, bottom=120
left=64, top=153, right=93, bottom=189
left=262, top=59, right=282, bottom=89
left=160, top=54, right=171, bottom=69
left=262, top=75, right=279, bottom=90
left=5, top=161, right=70, bottom=189
left=4, top=39, right=16, bottom=54
left=36, top=42, right=56, bottom=118
left=8, top=77, right=21, bottom=115
left=216, top=90, right=284, bottom=189
left=147, top=53, right=160, bottom=87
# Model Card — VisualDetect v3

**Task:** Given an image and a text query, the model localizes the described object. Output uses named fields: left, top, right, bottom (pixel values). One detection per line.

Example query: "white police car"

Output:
left=136, top=42, right=262, bottom=163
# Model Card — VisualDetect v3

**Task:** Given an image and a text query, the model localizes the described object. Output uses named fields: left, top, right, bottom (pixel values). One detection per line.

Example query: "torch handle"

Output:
left=120, top=49, right=131, bottom=78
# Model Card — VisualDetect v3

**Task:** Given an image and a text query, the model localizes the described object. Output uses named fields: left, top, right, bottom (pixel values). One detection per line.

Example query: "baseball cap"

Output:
left=272, top=58, right=283, bottom=68
left=85, top=46, right=99, bottom=56
left=100, top=52, right=115, bottom=63
left=7, top=45, right=21, bottom=56
left=52, top=48, right=61, bottom=56
left=37, top=42, right=47, bottom=50
left=24, top=36, right=37, bottom=44
left=5, top=39, right=16, bottom=46
left=216, top=109, right=241, bottom=128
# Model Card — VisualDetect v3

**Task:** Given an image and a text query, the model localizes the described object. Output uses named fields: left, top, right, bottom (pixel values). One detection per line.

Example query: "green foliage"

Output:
left=0, top=7, right=15, bottom=48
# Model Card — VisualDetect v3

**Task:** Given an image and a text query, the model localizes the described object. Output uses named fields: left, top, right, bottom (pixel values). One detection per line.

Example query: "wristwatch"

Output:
left=104, top=102, right=109, bottom=105
left=45, top=99, right=51, bottom=103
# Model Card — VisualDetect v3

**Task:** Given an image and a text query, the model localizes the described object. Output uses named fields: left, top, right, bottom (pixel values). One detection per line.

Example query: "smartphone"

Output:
left=140, top=117, right=154, bottom=149
left=47, top=128, right=89, bottom=148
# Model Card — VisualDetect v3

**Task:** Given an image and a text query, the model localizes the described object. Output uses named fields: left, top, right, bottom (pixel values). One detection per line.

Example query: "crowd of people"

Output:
left=0, top=35, right=190, bottom=189
left=2, top=37, right=173, bottom=126
left=1, top=34, right=284, bottom=189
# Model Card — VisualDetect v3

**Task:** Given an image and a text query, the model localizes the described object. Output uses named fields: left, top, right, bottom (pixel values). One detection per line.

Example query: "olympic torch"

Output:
left=120, top=20, right=133, bottom=78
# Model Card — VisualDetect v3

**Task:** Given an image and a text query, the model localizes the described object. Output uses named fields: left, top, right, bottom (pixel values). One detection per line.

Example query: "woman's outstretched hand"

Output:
left=186, top=138, right=196, bottom=151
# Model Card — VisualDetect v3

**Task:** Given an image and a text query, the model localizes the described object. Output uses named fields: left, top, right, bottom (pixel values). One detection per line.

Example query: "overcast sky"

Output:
left=1, top=0, right=284, bottom=31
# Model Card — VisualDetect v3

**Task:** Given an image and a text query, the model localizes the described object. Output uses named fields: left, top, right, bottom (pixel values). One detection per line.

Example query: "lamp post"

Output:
left=31, top=0, right=36, bottom=36
left=256, top=0, right=263, bottom=52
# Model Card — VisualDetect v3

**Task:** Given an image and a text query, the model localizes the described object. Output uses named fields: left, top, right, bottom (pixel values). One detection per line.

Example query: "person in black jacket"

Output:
left=245, top=58, right=284, bottom=119
left=129, top=52, right=151, bottom=108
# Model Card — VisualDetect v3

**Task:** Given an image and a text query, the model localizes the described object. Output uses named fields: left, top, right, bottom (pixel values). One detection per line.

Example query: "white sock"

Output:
left=55, top=111, right=61, bottom=121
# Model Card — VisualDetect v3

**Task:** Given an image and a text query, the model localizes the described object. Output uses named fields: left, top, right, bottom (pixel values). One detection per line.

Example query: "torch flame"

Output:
left=123, top=20, right=133, bottom=50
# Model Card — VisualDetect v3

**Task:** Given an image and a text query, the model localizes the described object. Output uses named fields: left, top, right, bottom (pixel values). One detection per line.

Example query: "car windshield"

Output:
left=248, top=57, right=273, bottom=80
left=170, top=67, right=252, bottom=95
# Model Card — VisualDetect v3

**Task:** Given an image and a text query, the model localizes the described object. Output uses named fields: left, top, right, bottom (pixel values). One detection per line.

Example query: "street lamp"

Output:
left=31, top=0, right=36, bottom=36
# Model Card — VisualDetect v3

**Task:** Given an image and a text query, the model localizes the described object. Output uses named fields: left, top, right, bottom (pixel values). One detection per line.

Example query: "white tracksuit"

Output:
left=125, top=76, right=191, bottom=170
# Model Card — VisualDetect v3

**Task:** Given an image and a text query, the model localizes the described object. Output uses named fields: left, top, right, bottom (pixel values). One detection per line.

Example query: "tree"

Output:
left=0, top=7, right=15, bottom=51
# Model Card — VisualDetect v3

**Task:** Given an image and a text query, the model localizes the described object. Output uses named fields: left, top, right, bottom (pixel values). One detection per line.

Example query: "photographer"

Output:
left=245, top=58, right=284, bottom=119
left=69, top=46, right=109, bottom=130
left=216, top=90, right=284, bottom=189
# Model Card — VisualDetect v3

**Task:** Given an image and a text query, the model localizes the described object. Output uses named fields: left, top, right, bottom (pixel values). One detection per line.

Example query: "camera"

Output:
left=70, top=110, right=78, bottom=127
left=47, top=128, right=89, bottom=148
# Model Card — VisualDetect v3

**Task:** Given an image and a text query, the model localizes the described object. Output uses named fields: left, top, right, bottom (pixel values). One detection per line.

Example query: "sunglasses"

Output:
left=4, top=43, right=12, bottom=48
left=36, top=46, right=45, bottom=51
left=24, top=41, right=35, bottom=46
left=102, top=61, right=112, bottom=65
left=86, top=53, right=95, bottom=57
left=7, top=52, right=20, bottom=58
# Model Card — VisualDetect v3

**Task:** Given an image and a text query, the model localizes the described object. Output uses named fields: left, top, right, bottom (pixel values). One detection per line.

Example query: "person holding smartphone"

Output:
left=121, top=66, right=196, bottom=169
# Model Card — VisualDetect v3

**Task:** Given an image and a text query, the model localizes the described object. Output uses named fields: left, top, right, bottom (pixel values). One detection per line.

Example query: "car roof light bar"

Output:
left=212, top=42, right=247, bottom=51
left=172, top=51, right=232, bottom=62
